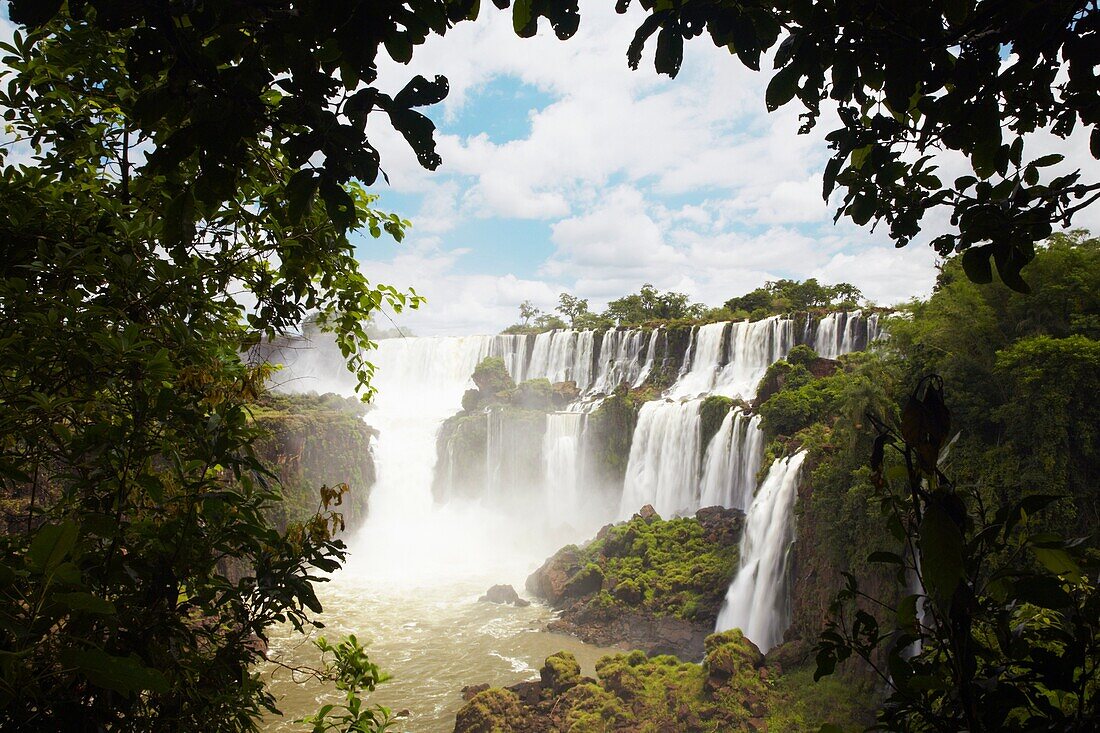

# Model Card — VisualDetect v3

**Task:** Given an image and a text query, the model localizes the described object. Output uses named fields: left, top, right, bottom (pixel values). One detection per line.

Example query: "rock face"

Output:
left=478, top=584, right=530, bottom=607
left=525, top=506, right=744, bottom=660
left=452, top=632, right=771, bottom=733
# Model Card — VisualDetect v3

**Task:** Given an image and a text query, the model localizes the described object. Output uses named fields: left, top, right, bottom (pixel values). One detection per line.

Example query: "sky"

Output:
left=4, top=3, right=1098, bottom=335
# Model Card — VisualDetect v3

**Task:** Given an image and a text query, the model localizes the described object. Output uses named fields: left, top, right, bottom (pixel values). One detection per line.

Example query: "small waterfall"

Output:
left=668, top=322, right=727, bottom=397
left=631, top=328, right=661, bottom=388
left=716, top=451, right=807, bottom=652
left=699, top=409, right=765, bottom=511
left=618, top=399, right=703, bottom=518
left=542, top=412, right=586, bottom=522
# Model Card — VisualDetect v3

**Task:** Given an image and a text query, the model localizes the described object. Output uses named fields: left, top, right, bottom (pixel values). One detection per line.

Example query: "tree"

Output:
left=519, top=300, right=541, bottom=326
left=0, top=0, right=484, bottom=728
left=604, top=283, right=705, bottom=325
left=556, top=293, right=590, bottom=326
left=506, top=0, right=1100, bottom=292
left=815, top=377, right=1100, bottom=731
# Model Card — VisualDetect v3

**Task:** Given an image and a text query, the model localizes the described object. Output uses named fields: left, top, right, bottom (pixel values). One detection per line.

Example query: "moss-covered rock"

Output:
left=540, top=651, right=581, bottom=693
left=582, top=385, right=637, bottom=489
left=472, top=356, right=516, bottom=398
left=525, top=507, right=744, bottom=658
left=453, top=631, right=874, bottom=732
left=452, top=687, right=528, bottom=733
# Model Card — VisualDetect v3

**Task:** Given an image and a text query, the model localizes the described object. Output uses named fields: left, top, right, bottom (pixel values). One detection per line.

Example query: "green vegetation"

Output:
left=251, top=392, right=376, bottom=532
left=725, top=279, right=863, bottom=318
left=699, top=396, right=738, bottom=455
left=746, top=234, right=1100, bottom=728
left=454, top=631, right=875, bottom=732
left=562, top=512, right=740, bottom=621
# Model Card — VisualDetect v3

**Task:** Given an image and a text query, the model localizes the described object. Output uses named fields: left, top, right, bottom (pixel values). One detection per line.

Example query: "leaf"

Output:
left=1031, top=154, right=1063, bottom=168
left=1032, top=547, right=1082, bottom=582
left=867, top=551, right=904, bottom=566
left=654, top=26, right=684, bottom=78
left=55, top=592, right=116, bottom=616
left=8, top=0, right=63, bottom=27
left=286, top=170, right=319, bottom=224
left=919, top=503, right=964, bottom=607
left=60, top=649, right=169, bottom=696
left=513, top=0, right=534, bottom=36
left=27, top=521, right=78, bottom=573
left=766, top=64, right=799, bottom=112
left=961, top=246, right=993, bottom=284
left=393, top=75, right=449, bottom=109
left=850, top=144, right=873, bottom=170
left=896, top=593, right=919, bottom=628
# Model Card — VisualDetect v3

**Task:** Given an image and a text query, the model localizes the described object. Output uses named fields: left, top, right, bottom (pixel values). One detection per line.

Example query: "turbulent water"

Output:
left=260, top=313, right=880, bottom=729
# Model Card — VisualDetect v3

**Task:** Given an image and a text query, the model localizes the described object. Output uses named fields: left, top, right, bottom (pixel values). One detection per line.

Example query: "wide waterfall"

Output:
left=262, top=310, right=882, bottom=668
left=715, top=451, right=807, bottom=652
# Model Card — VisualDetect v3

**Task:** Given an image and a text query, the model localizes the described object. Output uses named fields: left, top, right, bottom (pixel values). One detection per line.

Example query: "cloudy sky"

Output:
left=4, top=3, right=1097, bottom=335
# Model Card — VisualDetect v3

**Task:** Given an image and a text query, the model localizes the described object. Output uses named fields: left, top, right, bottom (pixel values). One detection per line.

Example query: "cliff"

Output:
left=251, top=391, right=377, bottom=533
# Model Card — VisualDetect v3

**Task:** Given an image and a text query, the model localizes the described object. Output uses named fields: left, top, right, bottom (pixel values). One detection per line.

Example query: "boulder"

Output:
left=539, top=651, right=581, bottom=694
left=478, top=584, right=529, bottom=607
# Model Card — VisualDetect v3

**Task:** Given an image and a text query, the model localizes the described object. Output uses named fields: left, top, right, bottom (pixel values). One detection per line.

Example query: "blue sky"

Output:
left=4, top=2, right=1097, bottom=335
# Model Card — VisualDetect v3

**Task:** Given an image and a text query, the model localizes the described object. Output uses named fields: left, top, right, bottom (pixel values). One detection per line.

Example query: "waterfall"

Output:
left=542, top=412, right=586, bottom=523
left=699, top=409, right=765, bottom=511
left=812, top=311, right=882, bottom=359
left=668, top=322, right=727, bottom=397
left=618, top=399, right=703, bottom=518
left=631, top=328, right=661, bottom=388
left=715, top=451, right=807, bottom=652
left=669, top=317, right=795, bottom=400
left=590, top=329, right=651, bottom=394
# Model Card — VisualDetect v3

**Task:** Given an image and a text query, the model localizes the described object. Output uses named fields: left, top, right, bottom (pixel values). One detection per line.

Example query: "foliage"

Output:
left=583, top=0, right=1100, bottom=291
left=296, top=636, right=397, bottom=733
left=885, top=232, right=1100, bottom=538
left=557, top=293, right=591, bottom=326
left=699, top=395, right=738, bottom=454
left=0, top=0, right=478, bottom=727
left=519, top=300, right=540, bottom=326
left=815, top=376, right=1100, bottom=731
left=471, top=357, right=517, bottom=398
left=726, top=279, right=863, bottom=315
left=567, top=512, right=740, bottom=621
left=604, top=283, right=707, bottom=326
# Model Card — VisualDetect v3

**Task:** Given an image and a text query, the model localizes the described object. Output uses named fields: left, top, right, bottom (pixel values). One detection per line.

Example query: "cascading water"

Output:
left=699, top=409, right=765, bottom=511
left=668, top=317, right=795, bottom=400
left=542, top=412, right=587, bottom=525
left=618, top=399, right=703, bottom=518
left=812, top=311, right=882, bottom=359
left=715, top=451, right=807, bottom=652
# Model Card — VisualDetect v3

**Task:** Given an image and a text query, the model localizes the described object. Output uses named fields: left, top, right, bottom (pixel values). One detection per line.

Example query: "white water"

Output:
left=716, top=451, right=807, bottom=652
left=812, top=311, right=882, bottom=359
left=699, top=409, right=765, bottom=511
left=542, top=412, right=587, bottom=525
left=618, top=399, right=703, bottom=519
left=668, top=317, right=796, bottom=400
left=260, top=311, right=883, bottom=725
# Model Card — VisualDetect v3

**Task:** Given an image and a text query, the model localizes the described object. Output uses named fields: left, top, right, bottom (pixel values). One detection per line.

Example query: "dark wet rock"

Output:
left=478, top=583, right=529, bottom=607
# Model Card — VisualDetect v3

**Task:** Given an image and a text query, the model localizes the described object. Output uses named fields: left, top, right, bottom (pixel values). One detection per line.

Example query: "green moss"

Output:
left=584, top=386, right=638, bottom=486
left=763, top=666, right=878, bottom=733
left=453, top=688, right=527, bottom=733
left=567, top=513, right=739, bottom=619
left=541, top=651, right=581, bottom=692
left=699, top=395, right=735, bottom=453
left=513, top=378, right=553, bottom=410
left=251, top=391, right=375, bottom=532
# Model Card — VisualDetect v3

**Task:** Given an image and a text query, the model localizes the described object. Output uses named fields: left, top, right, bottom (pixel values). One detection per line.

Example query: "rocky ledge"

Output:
left=453, top=630, right=772, bottom=733
left=525, top=505, right=744, bottom=660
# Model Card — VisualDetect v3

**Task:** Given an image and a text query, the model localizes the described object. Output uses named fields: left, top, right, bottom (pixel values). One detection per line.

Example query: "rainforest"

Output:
left=1, top=2, right=1097, bottom=733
